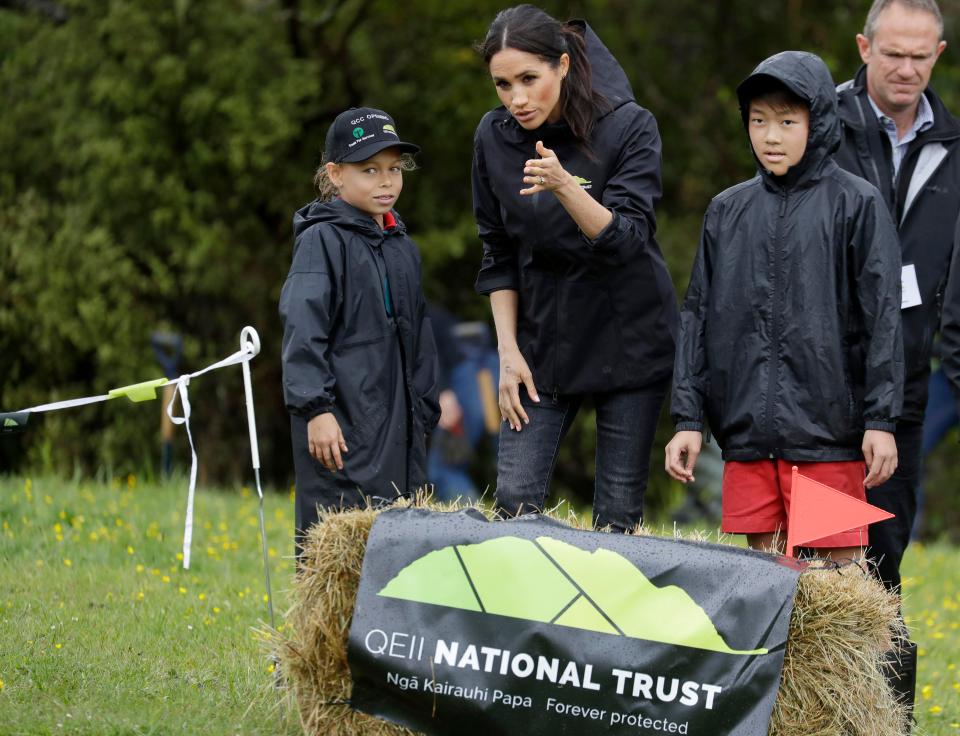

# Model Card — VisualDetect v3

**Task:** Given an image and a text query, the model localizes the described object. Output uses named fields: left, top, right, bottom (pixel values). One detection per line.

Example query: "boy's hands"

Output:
left=498, top=345, right=539, bottom=431
left=665, top=431, right=703, bottom=483
left=308, top=412, right=348, bottom=472
left=862, top=429, right=897, bottom=488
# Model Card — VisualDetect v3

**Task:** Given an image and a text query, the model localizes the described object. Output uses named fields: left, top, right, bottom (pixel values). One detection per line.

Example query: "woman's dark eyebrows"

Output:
left=492, top=69, right=538, bottom=82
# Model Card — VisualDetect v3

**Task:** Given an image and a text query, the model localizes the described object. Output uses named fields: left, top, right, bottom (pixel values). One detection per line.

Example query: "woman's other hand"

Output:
left=665, top=430, right=703, bottom=483
left=498, top=345, right=540, bottom=431
left=307, top=412, right=349, bottom=471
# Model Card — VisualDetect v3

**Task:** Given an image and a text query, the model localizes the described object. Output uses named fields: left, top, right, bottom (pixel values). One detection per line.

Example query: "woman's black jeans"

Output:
left=494, top=379, right=668, bottom=533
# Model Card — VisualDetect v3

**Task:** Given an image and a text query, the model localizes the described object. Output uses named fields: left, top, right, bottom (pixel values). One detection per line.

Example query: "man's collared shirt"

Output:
left=868, top=92, right=934, bottom=178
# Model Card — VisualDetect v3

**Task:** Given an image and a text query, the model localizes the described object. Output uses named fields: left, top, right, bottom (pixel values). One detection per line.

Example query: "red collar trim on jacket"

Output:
left=382, top=210, right=397, bottom=231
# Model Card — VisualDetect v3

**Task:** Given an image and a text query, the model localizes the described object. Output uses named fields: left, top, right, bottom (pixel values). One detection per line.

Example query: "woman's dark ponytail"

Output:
left=557, top=23, right=608, bottom=148
left=478, top=5, right=609, bottom=148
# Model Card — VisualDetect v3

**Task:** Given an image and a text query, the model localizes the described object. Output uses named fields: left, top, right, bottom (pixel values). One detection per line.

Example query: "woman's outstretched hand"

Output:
left=520, top=140, right=571, bottom=195
left=498, top=345, right=540, bottom=431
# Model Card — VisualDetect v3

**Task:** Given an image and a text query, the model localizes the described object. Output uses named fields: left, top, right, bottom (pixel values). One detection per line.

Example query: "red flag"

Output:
left=786, top=466, right=894, bottom=557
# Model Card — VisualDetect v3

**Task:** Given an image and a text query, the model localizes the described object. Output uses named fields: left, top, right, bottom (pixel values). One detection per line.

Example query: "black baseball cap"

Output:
left=325, top=107, right=420, bottom=163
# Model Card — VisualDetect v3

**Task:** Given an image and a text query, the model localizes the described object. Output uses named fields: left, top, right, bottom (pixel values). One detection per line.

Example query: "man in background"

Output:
left=835, top=0, right=960, bottom=723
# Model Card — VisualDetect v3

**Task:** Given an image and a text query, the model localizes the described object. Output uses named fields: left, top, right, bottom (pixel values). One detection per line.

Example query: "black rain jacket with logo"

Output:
left=671, top=52, right=904, bottom=462
left=279, top=198, right=440, bottom=526
left=835, top=67, right=960, bottom=424
left=472, top=22, right=678, bottom=394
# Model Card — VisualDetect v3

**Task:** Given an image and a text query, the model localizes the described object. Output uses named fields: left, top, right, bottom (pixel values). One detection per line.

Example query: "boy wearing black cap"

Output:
left=666, top=52, right=904, bottom=560
left=280, top=108, right=441, bottom=556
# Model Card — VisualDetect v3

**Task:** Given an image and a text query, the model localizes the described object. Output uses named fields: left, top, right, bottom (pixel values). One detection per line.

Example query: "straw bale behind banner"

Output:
left=274, top=503, right=907, bottom=736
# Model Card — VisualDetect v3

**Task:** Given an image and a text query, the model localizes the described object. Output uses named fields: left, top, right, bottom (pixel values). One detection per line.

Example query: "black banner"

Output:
left=348, top=508, right=802, bottom=735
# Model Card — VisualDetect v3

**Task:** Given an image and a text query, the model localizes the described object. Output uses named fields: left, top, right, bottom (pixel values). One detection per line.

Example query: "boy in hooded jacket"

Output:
left=666, top=51, right=904, bottom=558
left=280, top=108, right=441, bottom=557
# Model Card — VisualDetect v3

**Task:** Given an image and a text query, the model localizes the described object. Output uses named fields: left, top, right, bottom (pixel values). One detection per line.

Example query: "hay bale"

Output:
left=275, top=504, right=906, bottom=736
left=771, top=561, right=907, bottom=735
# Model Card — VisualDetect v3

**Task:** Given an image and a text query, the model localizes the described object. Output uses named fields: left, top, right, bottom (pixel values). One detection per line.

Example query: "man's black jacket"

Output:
left=473, top=22, right=678, bottom=394
left=836, top=66, right=960, bottom=424
left=672, top=52, right=904, bottom=462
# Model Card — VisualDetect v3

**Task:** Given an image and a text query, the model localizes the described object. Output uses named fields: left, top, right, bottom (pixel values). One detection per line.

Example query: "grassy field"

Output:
left=0, top=476, right=957, bottom=734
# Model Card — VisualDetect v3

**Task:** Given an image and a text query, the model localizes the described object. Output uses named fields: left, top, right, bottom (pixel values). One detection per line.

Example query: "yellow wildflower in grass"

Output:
left=135, top=564, right=144, bottom=573
left=127, top=474, right=136, bottom=490
left=55, top=643, right=62, bottom=650
left=127, top=546, right=134, bottom=555
left=198, top=593, right=206, bottom=601
left=176, top=553, right=183, bottom=562
left=35, top=560, right=43, bottom=567
left=178, top=587, right=187, bottom=594
left=43, top=495, right=53, bottom=505
left=212, top=607, right=220, bottom=614
left=89, top=532, right=98, bottom=542
left=161, top=575, right=170, bottom=583
left=930, top=705, right=943, bottom=715
left=136, top=591, right=144, bottom=601
left=63, top=559, right=72, bottom=568
left=0, top=678, right=4, bottom=691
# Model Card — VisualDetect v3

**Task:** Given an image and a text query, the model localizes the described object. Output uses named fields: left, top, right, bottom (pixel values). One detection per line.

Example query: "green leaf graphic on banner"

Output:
left=536, top=537, right=767, bottom=654
left=553, top=595, right=619, bottom=634
left=459, top=536, right=577, bottom=621
left=378, top=547, right=482, bottom=611
left=378, top=535, right=767, bottom=655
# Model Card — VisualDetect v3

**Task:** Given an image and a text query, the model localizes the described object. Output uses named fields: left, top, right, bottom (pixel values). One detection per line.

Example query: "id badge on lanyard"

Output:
left=901, top=263, right=922, bottom=309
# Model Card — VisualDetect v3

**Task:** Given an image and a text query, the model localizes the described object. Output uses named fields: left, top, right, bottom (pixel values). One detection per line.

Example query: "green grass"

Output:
left=0, top=476, right=299, bottom=735
left=0, top=477, right=957, bottom=734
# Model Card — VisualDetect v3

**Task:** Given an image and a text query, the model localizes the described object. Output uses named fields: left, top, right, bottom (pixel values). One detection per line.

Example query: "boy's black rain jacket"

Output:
left=671, top=51, right=904, bottom=462
left=472, top=22, right=678, bottom=394
left=280, top=198, right=440, bottom=527
left=836, top=67, right=960, bottom=424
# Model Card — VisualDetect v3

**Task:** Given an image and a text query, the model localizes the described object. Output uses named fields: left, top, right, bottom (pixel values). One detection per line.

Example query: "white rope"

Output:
left=10, top=327, right=263, bottom=572
left=166, top=376, right=198, bottom=569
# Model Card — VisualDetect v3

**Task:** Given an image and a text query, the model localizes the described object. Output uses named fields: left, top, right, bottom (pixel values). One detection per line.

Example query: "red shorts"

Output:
left=722, top=459, right=869, bottom=548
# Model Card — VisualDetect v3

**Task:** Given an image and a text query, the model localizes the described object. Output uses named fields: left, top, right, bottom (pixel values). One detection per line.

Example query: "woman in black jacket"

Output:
left=473, top=5, right=678, bottom=532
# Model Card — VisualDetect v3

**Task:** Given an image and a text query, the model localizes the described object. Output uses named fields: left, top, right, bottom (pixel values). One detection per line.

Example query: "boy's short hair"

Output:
left=742, top=76, right=809, bottom=114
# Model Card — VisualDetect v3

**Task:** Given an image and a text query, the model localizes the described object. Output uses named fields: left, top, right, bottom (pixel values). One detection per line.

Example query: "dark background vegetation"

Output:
left=1, top=0, right=957, bottom=536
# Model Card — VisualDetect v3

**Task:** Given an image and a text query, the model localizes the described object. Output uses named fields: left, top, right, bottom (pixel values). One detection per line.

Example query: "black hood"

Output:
left=567, top=20, right=634, bottom=111
left=292, top=197, right=405, bottom=241
left=737, top=51, right=840, bottom=188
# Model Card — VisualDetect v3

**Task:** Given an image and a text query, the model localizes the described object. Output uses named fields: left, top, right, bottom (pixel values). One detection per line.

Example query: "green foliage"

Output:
left=2, top=1, right=960, bottom=526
